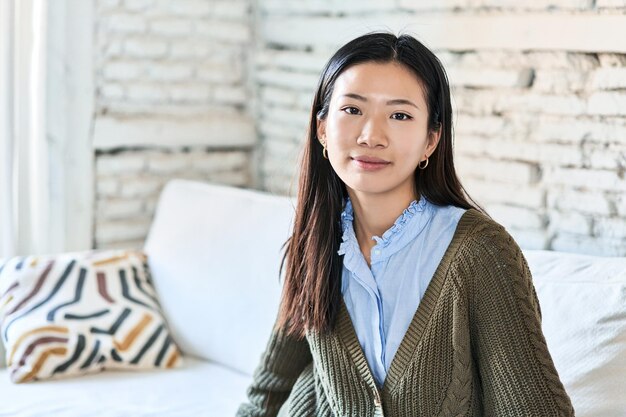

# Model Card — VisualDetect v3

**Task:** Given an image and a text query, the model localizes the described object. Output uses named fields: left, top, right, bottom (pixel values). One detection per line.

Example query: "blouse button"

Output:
left=373, top=249, right=381, bottom=256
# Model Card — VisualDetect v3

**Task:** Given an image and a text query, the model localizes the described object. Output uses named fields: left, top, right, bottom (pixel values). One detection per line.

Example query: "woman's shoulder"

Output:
left=448, top=209, right=531, bottom=300
left=459, top=208, right=509, bottom=239
left=426, top=203, right=522, bottom=268
left=454, top=208, right=522, bottom=260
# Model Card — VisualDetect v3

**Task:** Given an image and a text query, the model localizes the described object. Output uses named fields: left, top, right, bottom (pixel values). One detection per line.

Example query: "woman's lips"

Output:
left=351, top=156, right=390, bottom=171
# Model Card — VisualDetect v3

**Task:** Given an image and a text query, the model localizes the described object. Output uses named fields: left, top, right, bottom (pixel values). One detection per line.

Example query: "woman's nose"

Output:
left=356, top=117, right=388, bottom=148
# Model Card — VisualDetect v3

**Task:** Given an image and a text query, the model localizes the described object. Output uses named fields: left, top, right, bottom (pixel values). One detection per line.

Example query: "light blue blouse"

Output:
left=337, top=196, right=467, bottom=388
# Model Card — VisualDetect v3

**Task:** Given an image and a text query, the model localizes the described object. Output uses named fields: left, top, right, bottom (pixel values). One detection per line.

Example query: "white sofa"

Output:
left=1, top=179, right=625, bottom=417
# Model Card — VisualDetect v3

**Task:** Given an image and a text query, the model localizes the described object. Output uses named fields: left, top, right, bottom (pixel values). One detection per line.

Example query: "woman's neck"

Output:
left=348, top=188, right=418, bottom=265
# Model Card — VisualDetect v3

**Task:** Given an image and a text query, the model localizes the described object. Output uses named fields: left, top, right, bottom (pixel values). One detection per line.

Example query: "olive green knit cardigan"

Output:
left=237, top=209, right=575, bottom=417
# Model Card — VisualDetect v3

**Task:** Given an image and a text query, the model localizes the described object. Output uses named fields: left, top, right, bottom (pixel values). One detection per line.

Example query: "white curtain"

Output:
left=0, top=0, right=50, bottom=259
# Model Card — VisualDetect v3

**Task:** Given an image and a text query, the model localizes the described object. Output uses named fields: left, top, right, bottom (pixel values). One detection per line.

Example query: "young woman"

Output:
left=237, top=32, right=574, bottom=417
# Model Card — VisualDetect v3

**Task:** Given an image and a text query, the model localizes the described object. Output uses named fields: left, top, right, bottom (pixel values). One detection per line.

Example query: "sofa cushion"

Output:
left=524, top=249, right=626, bottom=417
left=0, top=249, right=182, bottom=383
left=0, top=356, right=248, bottom=416
left=144, top=180, right=294, bottom=376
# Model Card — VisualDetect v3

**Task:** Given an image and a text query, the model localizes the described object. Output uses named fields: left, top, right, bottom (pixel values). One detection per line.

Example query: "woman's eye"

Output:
left=392, top=113, right=412, bottom=121
left=342, top=107, right=361, bottom=115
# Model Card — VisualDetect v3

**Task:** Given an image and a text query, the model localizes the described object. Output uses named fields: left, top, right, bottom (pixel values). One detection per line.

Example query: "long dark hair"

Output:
left=276, top=31, right=487, bottom=339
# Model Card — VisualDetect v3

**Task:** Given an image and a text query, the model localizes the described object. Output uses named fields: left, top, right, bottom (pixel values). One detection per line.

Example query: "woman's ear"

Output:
left=316, top=117, right=326, bottom=143
left=426, top=127, right=442, bottom=157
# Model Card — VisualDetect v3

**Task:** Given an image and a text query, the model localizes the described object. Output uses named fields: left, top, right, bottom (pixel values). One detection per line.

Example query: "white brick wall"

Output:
left=93, top=0, right=254, bottom=249
left=95, top=0, right=252, bottom=119
left=95, top=148, right=251, bottom=249
left=254, top=0, right=626, bottom=256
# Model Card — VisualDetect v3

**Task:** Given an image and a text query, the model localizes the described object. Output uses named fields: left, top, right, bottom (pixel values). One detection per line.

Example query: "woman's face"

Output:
left=317, top=61, right=440, bottom=200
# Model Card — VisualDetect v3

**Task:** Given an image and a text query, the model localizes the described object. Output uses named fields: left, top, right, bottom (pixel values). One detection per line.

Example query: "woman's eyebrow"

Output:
left=387, top=98, right=420, bottom=109
left=342, top=93, right=368, bottom=101
left=341, top=93, right=419, bottom=109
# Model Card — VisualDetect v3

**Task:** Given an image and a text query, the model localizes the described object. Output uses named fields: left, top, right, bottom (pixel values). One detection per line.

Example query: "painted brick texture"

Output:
left=94, top=0, right=254, bottom=249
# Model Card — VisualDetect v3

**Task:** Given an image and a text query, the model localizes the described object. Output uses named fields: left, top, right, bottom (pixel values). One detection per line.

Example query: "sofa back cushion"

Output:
left=144, top=180, right=294, bottom=376
left=524, top=249, right=626, bottom=417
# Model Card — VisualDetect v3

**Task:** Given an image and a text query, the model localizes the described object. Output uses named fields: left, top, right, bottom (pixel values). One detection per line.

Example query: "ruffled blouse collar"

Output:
left=338, top=196, right=432, bottom=265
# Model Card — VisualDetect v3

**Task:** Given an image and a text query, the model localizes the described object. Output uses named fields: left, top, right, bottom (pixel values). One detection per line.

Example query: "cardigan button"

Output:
left=374, top=391, right=382, bottom=407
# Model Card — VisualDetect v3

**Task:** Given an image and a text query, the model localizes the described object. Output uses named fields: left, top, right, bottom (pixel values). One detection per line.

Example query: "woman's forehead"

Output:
left=332, top=61, right=426, bottom=104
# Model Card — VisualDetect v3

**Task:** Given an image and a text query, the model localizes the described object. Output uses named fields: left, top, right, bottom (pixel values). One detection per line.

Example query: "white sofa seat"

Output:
left=0, top=356, right=249, bottom=417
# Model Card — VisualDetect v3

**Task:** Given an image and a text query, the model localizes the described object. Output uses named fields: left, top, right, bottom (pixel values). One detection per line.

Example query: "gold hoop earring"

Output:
left=418, top=156, right=429, bottom=169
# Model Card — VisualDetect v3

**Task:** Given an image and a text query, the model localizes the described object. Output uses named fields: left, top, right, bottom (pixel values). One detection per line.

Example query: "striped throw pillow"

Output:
left=0, top=249, right=182, bottom=383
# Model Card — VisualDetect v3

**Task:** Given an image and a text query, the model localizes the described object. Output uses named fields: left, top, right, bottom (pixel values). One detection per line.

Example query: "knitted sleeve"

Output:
left=468, top=223, right=575, bottom=417
left=236, top=321, right=313, bottom=417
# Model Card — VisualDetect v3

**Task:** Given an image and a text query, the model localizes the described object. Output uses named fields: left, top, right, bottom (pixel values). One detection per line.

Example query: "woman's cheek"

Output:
left=339, top=126, right=361, bottom=147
